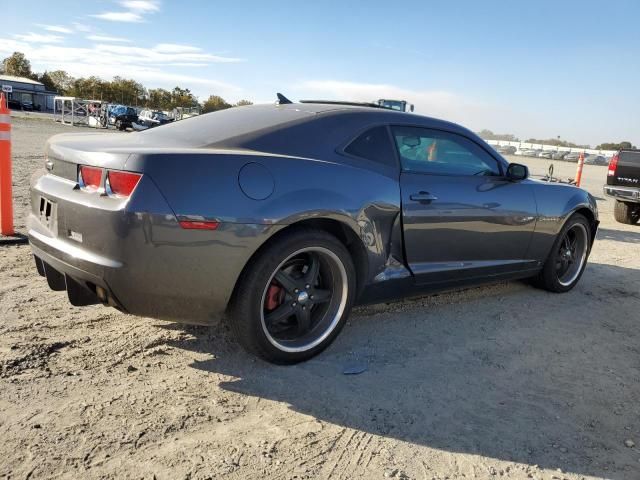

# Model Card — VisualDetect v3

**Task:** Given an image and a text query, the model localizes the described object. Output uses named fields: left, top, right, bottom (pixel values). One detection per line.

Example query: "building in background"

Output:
left=0, top=74, right=57, bottom=111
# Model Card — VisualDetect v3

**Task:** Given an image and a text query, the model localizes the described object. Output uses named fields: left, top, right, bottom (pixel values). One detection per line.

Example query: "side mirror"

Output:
left=507, top=163, right=529, bottom=181
left=409, top=104, right=415, bottom=112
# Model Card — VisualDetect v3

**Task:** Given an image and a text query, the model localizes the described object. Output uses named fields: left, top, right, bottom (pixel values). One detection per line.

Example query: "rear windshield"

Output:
left=138, top=104, right=316, bottom=147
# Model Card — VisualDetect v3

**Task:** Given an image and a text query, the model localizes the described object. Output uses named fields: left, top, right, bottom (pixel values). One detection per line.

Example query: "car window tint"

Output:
left=344, top=126, right=397, bottom=168
left=391, top=126, right=500, bottom=176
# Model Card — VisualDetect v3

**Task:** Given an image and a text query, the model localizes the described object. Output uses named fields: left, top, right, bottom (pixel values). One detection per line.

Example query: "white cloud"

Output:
left=38, top=24, right=73, bottom=34
left=0, top=38, right=243, bottom=100
left=91, top=11, right=144, bottom=23
left=93, top=43, right=243, bottom=63
left=154, top=44, right=201, bottom=54
left=92, top=0, right=160, bottom=23
left=119, top=0, right=160, bottom=12
left=72, top=22, right=92, bottom=33
left=13, top=32, right=63, bottom=43
left=86, top=35, right=132, bottom=43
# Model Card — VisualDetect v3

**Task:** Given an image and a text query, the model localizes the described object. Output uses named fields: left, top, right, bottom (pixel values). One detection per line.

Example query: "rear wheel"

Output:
left=229, top=229, right=356, bottom=363
left=614, top=200, right=640, bottom=225
left=534, top=213, right=591, bottom=293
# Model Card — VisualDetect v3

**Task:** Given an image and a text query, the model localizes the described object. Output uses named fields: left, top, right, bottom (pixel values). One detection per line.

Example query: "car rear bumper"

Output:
left=29, top=212, right=277, bottom=324
left=603, top=185, right=640, bottom=204
left=29, top=170, right=278, bottom=325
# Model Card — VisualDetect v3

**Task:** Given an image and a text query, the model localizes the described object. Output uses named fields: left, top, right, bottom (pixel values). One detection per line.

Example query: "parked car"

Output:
left=496, top=145, right=517, bottom=155
left=29, top=99, right=599, bottom=363
left=137, top=109, right=173, bottom=128
left=603, top=149, right=640, bottom=224
left=6, top=99, right=37, bottom=111
left=585, top=155, right=608, bottom=166
left=106, top=105, right=139, bottom=131
left=552, top=151, right=568, bottom=160
left=538, top=151, right=554, bottom=159
left=523, top=149, right=541, bottom=157
left=564, top=152, right=584, bottom=162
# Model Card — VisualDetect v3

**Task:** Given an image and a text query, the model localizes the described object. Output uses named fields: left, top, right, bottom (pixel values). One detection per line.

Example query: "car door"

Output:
left=393, top=126, right=538, bottom=285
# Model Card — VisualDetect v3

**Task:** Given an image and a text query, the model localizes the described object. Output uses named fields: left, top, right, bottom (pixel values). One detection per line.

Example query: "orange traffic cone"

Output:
left=574, top=152, right=585, bottom=187
left=0, top=92, right=14, bottom=236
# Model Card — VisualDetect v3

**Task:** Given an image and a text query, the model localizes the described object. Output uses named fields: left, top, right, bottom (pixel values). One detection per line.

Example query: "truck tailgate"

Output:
left=608, top=150, right=640, bottom=187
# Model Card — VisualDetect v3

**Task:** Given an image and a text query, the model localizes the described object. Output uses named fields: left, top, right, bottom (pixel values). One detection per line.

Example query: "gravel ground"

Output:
left=1, top=115, right=639, bottom=480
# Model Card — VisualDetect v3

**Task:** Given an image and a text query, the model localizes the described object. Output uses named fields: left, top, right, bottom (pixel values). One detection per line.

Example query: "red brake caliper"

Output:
left=265, top=283, right=284, bottom=311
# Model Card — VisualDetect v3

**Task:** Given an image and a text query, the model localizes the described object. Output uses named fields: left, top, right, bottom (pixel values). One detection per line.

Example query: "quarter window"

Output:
left=391, top=126, right=500, bottom=176
left=344, top=126, right=397, bottom=168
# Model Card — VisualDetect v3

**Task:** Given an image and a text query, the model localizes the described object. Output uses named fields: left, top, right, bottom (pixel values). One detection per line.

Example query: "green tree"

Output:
left=235, top=99, right=253, bottom=107
left=525, top=138, right=589, bottom=149
left=171, top=86, right=198, bottom=109
left=477, top=129, right=519, bottom=142
left=36, top=71, right=57, bottom=92
left=147, top=88, right=173, bottom=109
left=202, top=95, right=232, bottom=113
left=1, top=52, right=33, bottom=78
left=596, top=141, right=636, bottom=150
left=47, top=70, right=74, bottom=94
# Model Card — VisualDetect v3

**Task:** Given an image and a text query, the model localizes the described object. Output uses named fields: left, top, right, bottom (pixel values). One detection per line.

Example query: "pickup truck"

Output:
left=604, top=149, right=640, bottom=224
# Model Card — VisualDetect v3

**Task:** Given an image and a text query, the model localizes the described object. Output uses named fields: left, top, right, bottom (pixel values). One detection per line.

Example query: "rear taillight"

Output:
left=79, top=166, right=103, bottom=191
left=106, top=171, right=142, bottom=198
left=608, top=154, right=619, bottom=176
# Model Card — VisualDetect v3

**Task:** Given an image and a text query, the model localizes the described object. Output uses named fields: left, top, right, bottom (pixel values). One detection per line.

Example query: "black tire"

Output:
left=533, top=213, right=591, bottom=293
left=229, top=228, right=356, bottom=364
left=614, top=200, right=640, bottom=225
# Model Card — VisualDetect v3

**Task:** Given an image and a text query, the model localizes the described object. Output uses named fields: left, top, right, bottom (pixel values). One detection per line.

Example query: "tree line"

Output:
left=1, top=52, right=251, bottom=112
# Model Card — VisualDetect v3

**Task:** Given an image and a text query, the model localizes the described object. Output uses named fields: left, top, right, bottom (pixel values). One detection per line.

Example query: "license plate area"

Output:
left=39, top=196, right=58, bottom=235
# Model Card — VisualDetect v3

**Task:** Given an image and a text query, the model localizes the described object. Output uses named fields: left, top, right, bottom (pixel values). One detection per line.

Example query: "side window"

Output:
left=344, top=126, right=397, bottom=168
left=391, top=126, right=501, bottom=176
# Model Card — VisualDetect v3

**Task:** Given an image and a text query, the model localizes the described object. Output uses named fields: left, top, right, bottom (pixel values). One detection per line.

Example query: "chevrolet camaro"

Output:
left=29, top=98, right=599, bottom=363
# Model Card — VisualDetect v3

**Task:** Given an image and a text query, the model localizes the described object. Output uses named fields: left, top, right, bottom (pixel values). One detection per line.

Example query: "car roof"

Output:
left=136, top=102, right=491, bottom=162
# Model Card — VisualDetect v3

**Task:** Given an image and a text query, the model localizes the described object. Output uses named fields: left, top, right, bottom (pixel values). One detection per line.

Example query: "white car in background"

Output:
left=137, top=109, right=173, bottom=128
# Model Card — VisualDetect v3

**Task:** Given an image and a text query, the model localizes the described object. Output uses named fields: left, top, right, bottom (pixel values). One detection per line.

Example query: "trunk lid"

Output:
left=45, top=132, right=137, bottom=182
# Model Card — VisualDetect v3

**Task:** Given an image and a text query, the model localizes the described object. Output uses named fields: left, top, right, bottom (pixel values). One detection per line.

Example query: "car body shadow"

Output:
left=164, top=263, right=640, bottom=479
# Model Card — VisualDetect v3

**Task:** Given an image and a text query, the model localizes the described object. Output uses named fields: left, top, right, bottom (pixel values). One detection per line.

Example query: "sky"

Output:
left=1, top=0, right=639, bottom=147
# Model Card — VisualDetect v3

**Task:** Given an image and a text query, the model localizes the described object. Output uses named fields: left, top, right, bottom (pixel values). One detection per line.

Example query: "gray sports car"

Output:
left=29, top=99, right=599, bottom=363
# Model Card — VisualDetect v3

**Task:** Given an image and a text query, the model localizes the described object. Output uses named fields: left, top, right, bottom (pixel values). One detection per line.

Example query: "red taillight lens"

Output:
left=179, top=220, right=220, bottom=230
left=107, top=171, right=142, bottom=197
left=79, top=165, right=103, bottom=190
left=608, top=154, right=619, bottom=176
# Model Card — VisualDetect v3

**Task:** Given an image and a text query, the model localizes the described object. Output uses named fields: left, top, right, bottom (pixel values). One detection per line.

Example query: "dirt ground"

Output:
left=1, top=115, right=639, bottom=480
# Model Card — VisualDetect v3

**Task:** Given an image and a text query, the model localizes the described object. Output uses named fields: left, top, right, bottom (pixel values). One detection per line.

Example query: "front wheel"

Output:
left=229, top=229, right=356, bottom=363
left=533, top=213, right=591, bottom=293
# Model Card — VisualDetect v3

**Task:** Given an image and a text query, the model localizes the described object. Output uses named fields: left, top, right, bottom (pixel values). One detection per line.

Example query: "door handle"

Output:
left=410, top=191, right=438, bottom=202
